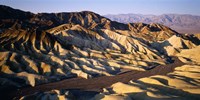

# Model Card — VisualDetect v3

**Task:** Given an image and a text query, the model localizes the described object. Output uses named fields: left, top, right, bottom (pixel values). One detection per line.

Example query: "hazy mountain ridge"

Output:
left=105, top=14, right=200, bottom=34
left=0, top=5, right=200, bottom=100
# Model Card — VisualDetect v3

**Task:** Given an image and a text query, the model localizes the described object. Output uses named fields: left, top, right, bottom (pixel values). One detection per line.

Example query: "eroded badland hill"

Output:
left=0, top=5, right=200, bottom=100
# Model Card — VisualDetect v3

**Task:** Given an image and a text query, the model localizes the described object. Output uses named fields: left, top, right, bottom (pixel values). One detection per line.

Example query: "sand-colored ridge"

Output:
left=176, top=46, right=200, bottom=64
left=96, top=64, right=200, bottom=100
left=152, top=35, right=197, bottom=56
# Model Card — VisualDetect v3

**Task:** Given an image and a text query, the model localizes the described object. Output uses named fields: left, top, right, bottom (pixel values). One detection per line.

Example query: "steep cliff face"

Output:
left=0, top=5, right=200, bottom=99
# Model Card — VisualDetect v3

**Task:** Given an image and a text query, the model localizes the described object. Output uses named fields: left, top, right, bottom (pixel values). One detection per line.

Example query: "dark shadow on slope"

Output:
left=134, top=81, right=200, bottom=100
left=96, top=29, right=127, bottom=53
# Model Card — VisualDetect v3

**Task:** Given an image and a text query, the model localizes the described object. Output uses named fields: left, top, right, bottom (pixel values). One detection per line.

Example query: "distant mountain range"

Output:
left=104, top=14, right=200, bottom=34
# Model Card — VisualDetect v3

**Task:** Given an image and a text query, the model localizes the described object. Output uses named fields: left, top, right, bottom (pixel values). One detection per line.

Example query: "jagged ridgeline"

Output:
left=0, top=5, right=200, bottom=89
